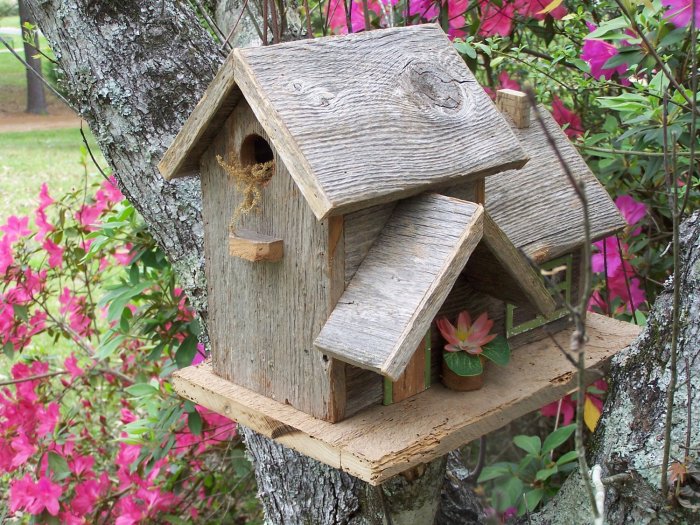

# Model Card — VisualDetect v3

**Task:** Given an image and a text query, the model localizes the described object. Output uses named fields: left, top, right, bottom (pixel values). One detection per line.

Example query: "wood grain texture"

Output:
left=486, top=106, right=625, bottom=262
left=229, top=229, right=284, bottom=262
left=159, top=50, right=242, bottom=180
left=390, top=337, right=429, bottom=403
left=463, top=213, right=556, bottom=315
left=172, top=314, right=641, bottom=485
left=344, top=203, right=396, bottom=286
left=315, top=194, right=484, bottom=381
left=234, top=24, right=528, bottom=219
left=201, top=98, right=343, bottom=421
left=495, top=89, right=530, bottom=128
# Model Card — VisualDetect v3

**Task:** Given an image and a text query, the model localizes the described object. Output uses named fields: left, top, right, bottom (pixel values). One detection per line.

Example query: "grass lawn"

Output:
left=0, top=127, right=106, bottom=222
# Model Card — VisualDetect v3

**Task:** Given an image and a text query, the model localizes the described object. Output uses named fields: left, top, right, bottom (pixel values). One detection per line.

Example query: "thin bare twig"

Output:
left=660, top=91, right=682, bottom=498
left=0, top=370, right=67, bottom=387
left=191, top=0, right=231, bottom=53
left=80, top=122, right=110, bottom=182
left=466, top=436, right=487, bottom=483
left=527, top=88, right=599, bottom=521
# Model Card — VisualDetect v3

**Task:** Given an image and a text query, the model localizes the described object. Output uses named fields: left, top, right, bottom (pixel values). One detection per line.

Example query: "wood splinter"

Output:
left=496, top=89, right=531, bottom=128
left=229, top=229, right=284, bottom=262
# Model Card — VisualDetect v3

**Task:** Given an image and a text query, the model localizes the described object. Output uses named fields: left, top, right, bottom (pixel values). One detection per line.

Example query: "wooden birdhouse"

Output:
left=160, top=25, right=640, bottom=485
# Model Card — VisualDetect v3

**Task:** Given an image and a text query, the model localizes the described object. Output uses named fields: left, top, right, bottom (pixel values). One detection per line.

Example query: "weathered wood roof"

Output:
left=314, top=193, right=556, bottom=381
left=159, top=24, right=528, bottom=220
left=487, top=106, right=625, bottom=262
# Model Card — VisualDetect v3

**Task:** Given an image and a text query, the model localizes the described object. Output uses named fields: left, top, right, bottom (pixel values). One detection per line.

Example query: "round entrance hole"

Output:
left=240, top=134, right=274, bottom=167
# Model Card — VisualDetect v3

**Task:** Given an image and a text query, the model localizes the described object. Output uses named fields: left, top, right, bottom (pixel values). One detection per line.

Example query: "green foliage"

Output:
left=478, top=425, right=578, bottom=516
left=443, top=336, right=510, bottom=376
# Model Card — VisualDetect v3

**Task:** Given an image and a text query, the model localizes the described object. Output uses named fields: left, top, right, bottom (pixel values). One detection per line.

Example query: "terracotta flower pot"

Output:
left=441, top=356, right=486, bottom=391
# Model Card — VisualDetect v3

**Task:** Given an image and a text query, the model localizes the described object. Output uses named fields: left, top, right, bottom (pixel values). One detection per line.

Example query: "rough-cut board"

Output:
left=315, top=194, right=484, bottom=381
left=229, top=229, right=284, bottom=262
left=495, top=89, right=530, bottom=129
left=233, top=24, right=528, bottom=219
left=487, top=106, right=624, bottom=262
left=201, top=99, right=343, bottom=421
left=159, top=51, right=242, bottom=180
left=463, top=213, right=556, bottom=315
left=172, top=314, right=641, bottom=485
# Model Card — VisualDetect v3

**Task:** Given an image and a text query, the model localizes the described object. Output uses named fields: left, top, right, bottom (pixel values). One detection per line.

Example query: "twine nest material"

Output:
left=216, top=155, right=274, bottom=232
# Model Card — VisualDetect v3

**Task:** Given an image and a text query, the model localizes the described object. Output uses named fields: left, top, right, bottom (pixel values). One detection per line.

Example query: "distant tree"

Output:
left=18, top=0, right=46, bottom=114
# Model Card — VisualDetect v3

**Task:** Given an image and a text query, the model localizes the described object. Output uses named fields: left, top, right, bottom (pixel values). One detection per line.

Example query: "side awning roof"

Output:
left=314, top=193, right=555, bottom=381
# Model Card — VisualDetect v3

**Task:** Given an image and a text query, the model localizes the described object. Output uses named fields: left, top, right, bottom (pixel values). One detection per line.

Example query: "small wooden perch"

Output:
left=229, top=229, right=283, bottom=262
left=172, top=314, right=640, bottom=485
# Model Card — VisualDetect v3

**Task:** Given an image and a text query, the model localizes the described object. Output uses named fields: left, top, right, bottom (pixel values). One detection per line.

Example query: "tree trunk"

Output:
left=18, top=0, right=47, bottom=114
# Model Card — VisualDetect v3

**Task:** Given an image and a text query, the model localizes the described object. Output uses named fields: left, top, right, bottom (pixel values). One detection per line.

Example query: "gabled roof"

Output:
left=314, top=193, right=554, bottom=381
left=487, top=103, right=624, bottom=262
left=159, top=24, right=528, bottom=220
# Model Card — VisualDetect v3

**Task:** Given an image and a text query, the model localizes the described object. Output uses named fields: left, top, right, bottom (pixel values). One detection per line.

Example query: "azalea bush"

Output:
left=0, top=174, right=260, bottom=523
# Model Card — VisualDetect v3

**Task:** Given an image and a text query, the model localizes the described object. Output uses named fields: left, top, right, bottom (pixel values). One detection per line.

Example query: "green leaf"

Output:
left=3, top=342, right=14, bottom=359
left=444, top=352, right=482, bottom=376
left=129, top=264, right=140, bottom=285
left=454, top=41, right=477, bottom=59
left=514, top=435, right=541, bottom=456
left=96, top=334, right=125, bottom=360
left=47, top=451, right=71, bottom=481
left=477, top=462, right=514, bottom=482
left=542, top=424, right=575, bottom=453
left=556, top=450, right=579, bottom=465
left=187, top=411, right=203, bottom=435
left=481, top=336, right=510, bottom=366
left=12, top=304, right=28, bottom=322
left=535, top=466, right=558, bottom=481
left=502, top=476, right=525, bottom=509
left=519, top=488, right=544, bottom=514
left=175, top=335, right=198, bottom=369
left=125, top=383, right=159, bottom=397
left=586, top=17, right=629, bottom=39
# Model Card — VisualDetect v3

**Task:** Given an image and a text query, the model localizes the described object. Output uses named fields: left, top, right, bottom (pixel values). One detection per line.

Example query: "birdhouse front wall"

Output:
left=199, top=98, right=345, bottom=421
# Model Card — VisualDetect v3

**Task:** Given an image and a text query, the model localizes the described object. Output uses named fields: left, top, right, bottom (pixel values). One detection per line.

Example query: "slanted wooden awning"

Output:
left=314, top=194, right=556, bottom=381
left=159, top=24, right=528, bottom=220
left=315, top=193, right=484, bottom=381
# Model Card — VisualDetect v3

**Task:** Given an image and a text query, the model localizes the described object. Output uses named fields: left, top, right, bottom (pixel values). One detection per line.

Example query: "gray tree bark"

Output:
left=18, top=0, right=47, bottom=114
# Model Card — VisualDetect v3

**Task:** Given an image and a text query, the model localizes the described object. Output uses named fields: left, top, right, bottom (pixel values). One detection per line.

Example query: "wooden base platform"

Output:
left=172, top=314, right=640, bottom=485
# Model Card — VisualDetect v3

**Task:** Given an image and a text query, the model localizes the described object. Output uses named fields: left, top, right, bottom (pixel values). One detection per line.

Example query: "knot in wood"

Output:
left=402, top=62, right=465, bottom=114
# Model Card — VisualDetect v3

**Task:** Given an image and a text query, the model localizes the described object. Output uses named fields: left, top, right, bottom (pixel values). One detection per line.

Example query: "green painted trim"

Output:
left=383, top=376, right=393, bottom=406
left=506, top=254, right=573, bottom=338
left=424, top=330, right=431, bottom=388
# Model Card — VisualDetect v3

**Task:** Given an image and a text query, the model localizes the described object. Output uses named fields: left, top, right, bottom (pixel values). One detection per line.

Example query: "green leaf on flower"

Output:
left=556, top=450, right=579, bottom=465
left=453, top=41, right=477, bottom=59
left=542, top=424, right=575, bottom=453
left=477, top=462, right=513, bottom=482
left=444, top=352, right=482, bottom=376
left=481, top=336, right=510, bottom=366
left=175, top=335, right=198, bottom=369
left=535, top=466, right=558, bottom=481
left=514, top=434, right=541, bottom=456
left=188, top=411, right=203, bottom=436
left=519, top=488, right=545, bottom=514
left=47, top=451, right=71, bottom=481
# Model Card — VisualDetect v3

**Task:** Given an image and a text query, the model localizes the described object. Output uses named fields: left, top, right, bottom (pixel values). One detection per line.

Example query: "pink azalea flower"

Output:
left=479, top=0, right=516, bottom=36
left=615, top=195, right=647, bottom=230
left=69, top=455, right=95, bottom=477
left=436, top=311, right=497, bottom=355
left=326, top=0, right=386, bottom=34
left=10, top=432, right=36, bottom=467
left=35, top=183, right=54, bottom=239
left=663, top=0, right=700, bottom=27
left=21, top=476, right=63, bottom=516
left=71, top=480, right=100, bottom=514
left=0, top=237, right=13, bottom=274
left=541, top=379, right=607, bottom=425
left=9, top=474, right=36, bottom=513
left=514, top=0, right=567, bottom=20
left=498, top=70, right=521, bottom=91
left=64, top=354, right=85, bottom=379
left=43, top=238, right=64, bottom=269
left=551, top=96, right=583, bottom=138
left=37, top=403, right=60, bottom=437
left=1, top=216, right=31, bottom=243
left=408, top=0, right=468, bottom=38
left=101, top=176, right=123, bottom=203
left=581, top=24, right=629, bottom=82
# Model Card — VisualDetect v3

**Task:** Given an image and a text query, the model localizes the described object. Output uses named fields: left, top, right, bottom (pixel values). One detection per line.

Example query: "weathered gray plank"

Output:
left=202, top=98, right=342, bottom=421
left=486, top=106, right=624, bottom=262
left=159, top=50, right=243, bottom=180
left=315, top=194, right=484, bottom=381
left=344, top=202, right=396, bottom=286
left=234, top=24, right=528, bottom=219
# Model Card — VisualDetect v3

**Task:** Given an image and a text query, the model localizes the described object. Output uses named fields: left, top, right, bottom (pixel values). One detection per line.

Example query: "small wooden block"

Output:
left=496, top=89, right=530, bottom=128
left=387, top=335, right=430, bottom=404
left=229, top=229, right=283, bottom=262
left=172, top=314, right=640, bottom=485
